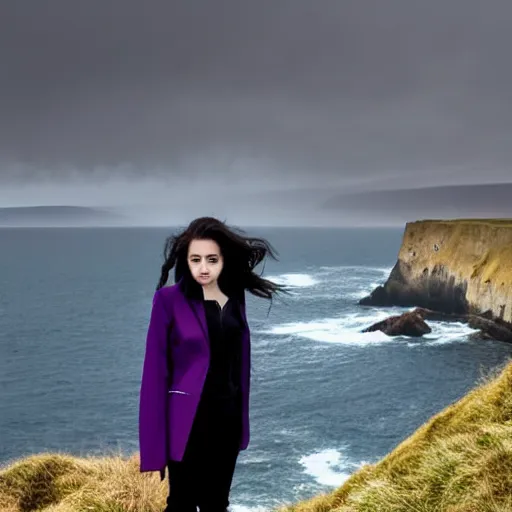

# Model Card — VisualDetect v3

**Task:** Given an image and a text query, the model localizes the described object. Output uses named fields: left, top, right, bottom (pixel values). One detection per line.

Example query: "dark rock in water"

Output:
left=466, top=315, right=512, bottom=342
left=362, top=310, right=432, bottom=337
left=410, top=307, right=466, bottom=322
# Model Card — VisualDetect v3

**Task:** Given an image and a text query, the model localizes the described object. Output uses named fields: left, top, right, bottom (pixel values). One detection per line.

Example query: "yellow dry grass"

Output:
left=470, top=245, right=512, bottom=285
left=0, top=451, right=167, bottom=512
left=414, top=219, right=512, bottom=227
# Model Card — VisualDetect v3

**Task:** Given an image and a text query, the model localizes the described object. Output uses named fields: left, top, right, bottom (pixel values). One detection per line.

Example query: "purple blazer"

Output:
left=138, top=278, right=251, bottom=475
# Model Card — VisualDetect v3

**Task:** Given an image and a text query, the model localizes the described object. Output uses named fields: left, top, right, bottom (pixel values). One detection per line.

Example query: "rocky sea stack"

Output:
left=360, top=219, right=512, bottom=338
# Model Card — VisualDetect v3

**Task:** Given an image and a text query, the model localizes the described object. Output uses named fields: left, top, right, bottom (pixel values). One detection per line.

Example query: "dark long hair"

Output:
left=156, top=217, right=289, bottom=307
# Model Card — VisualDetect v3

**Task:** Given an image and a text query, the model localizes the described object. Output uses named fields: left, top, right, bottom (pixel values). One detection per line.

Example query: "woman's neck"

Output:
left=201, top=281, right=227, bottom=300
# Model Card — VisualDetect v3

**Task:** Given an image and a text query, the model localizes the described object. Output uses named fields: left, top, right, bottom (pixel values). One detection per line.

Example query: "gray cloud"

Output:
left=2, top=0, right=512, bottom=190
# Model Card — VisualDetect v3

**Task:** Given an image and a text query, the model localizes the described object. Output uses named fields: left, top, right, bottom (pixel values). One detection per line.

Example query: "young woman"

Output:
left=139, top=216, right=287, bottom=512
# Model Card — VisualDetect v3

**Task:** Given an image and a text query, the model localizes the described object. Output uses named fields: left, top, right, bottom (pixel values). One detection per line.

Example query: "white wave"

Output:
left=265, top=265, right=395, bottom=303
left=262, top=306, right=480, bottom=346
left=346, top=281, right=384, bottom=300
left=299, top=448, right=353, bottom=487
left=231, top=506, right=269, bottom=512
left=267, top=273, right=320, bottom=288
left=261, top=310, right=399, bottom=346
left=318, top=265, right=393, bottom=275
left=237, top=452, right=272, bottom=465
left=286, top=265, right=391, bottom=301
left=414, top=321, right=479, bottom=345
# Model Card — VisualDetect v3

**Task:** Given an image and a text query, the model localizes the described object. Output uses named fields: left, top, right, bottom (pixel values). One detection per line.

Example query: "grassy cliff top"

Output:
left=2, top=360, right=512, bottom=512
left=408, top=218, right=512, bottom=227
left=398, top=218, right=512, bottom=290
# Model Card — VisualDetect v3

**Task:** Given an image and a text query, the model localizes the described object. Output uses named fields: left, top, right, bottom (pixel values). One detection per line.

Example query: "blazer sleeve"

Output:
left=138, top=289, right=172, bottom=475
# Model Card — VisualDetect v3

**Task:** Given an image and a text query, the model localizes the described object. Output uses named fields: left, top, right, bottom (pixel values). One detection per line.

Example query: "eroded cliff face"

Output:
left=360, top=219, right=512, bottom=323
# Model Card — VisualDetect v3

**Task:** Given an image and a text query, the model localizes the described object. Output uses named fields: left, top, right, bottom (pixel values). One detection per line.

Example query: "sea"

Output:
left=1, top=226, right=512, bottom=511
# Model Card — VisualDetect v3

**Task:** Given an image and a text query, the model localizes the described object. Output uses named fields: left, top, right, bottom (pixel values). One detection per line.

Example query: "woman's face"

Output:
left=187, top=238, right=224, bottom=287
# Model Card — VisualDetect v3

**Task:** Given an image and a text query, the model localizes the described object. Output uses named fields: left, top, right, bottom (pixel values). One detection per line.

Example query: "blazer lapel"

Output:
left=189, top=298, right=209, bottom=342
left=175, top=276, right=209, bottom=343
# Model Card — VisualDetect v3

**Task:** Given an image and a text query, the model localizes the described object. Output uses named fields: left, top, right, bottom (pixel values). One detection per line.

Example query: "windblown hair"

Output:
left=156, top=217, right=289, bottom=304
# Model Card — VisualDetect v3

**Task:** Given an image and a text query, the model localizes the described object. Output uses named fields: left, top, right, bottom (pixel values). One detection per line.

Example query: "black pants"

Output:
left=165, top=393, right=242, bottom=512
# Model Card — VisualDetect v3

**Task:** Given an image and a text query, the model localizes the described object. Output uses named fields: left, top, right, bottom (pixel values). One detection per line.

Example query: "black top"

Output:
left=202, top=297, right=244, bottom=399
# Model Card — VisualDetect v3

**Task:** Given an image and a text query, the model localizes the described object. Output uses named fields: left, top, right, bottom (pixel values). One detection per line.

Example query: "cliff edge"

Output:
left=360, top=219, right=512, bottom=323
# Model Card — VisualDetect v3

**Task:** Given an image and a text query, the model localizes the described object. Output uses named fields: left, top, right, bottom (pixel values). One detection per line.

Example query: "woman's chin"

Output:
left=196, top=276, right=215, bottom=286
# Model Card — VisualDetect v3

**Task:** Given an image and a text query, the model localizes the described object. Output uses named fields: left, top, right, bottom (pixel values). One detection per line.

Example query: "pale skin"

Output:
left=187, top=238, right=229, bottom=308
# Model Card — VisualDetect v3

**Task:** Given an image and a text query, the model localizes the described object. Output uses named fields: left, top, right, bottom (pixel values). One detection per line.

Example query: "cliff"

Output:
left=360, top=219, right=512, bottom=324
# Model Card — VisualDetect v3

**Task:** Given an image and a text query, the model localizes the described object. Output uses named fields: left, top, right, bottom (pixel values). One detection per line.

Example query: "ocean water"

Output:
left=1, top=226, right=512, bottom=511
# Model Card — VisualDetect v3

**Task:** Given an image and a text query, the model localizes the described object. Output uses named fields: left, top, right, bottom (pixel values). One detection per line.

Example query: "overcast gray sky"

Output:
left=1, top=0, right=512, bottom=225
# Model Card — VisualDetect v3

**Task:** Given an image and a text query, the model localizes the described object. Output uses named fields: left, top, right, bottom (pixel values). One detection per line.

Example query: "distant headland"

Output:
left=0, top=206, right=127, bottom=227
